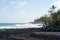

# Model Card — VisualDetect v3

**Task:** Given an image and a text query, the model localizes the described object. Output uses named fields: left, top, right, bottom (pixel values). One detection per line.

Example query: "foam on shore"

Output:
left=0, top=23, right=43, bottom=29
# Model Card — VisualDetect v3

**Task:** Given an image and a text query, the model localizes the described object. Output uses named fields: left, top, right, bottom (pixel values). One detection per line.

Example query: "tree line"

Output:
left=34, top=5, right=60, bottom=28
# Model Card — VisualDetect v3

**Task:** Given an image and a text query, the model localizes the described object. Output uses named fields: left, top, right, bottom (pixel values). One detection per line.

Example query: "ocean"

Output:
left=0, top=23, right=43, bottom=29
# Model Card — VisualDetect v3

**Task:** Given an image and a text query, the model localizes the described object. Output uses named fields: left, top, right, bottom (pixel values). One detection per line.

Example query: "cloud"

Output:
left=51, top=0, right=60, bottom=10
left=18, top=2, right=28, bottom=7
left=9, top=1, right=28, bottom=7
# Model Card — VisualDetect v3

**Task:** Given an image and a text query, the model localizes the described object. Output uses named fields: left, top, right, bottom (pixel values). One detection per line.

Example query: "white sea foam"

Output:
left=0, top=23, right=43, bottom=29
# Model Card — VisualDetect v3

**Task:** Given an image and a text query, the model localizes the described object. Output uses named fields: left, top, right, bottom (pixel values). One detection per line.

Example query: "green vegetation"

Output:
left=34, top=5, right=60, bottom=28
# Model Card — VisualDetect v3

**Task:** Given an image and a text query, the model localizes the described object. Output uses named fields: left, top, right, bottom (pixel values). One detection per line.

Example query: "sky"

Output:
left=0, top=0, right=60, bottom=23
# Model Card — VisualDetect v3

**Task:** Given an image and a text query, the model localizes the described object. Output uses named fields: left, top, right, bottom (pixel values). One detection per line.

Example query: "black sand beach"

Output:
left=0, top=28, right=60, bottom=40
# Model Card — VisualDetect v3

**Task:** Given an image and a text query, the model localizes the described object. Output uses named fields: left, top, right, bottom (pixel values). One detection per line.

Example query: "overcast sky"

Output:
left=0, top=0, right=60, bottom=23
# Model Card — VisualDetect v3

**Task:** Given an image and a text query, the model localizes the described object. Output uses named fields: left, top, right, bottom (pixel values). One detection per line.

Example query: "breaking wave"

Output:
left=0, top=23, right=43, bottom=29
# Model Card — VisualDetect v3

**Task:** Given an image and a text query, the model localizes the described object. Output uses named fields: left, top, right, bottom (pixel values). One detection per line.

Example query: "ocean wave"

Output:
left=0, top=23, right=43, bottom=29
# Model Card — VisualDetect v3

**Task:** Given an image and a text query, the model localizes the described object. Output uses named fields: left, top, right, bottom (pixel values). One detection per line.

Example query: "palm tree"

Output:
left=51, top=5, right=56, bottom=10
left=49, top=5, right=56, bottom=13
